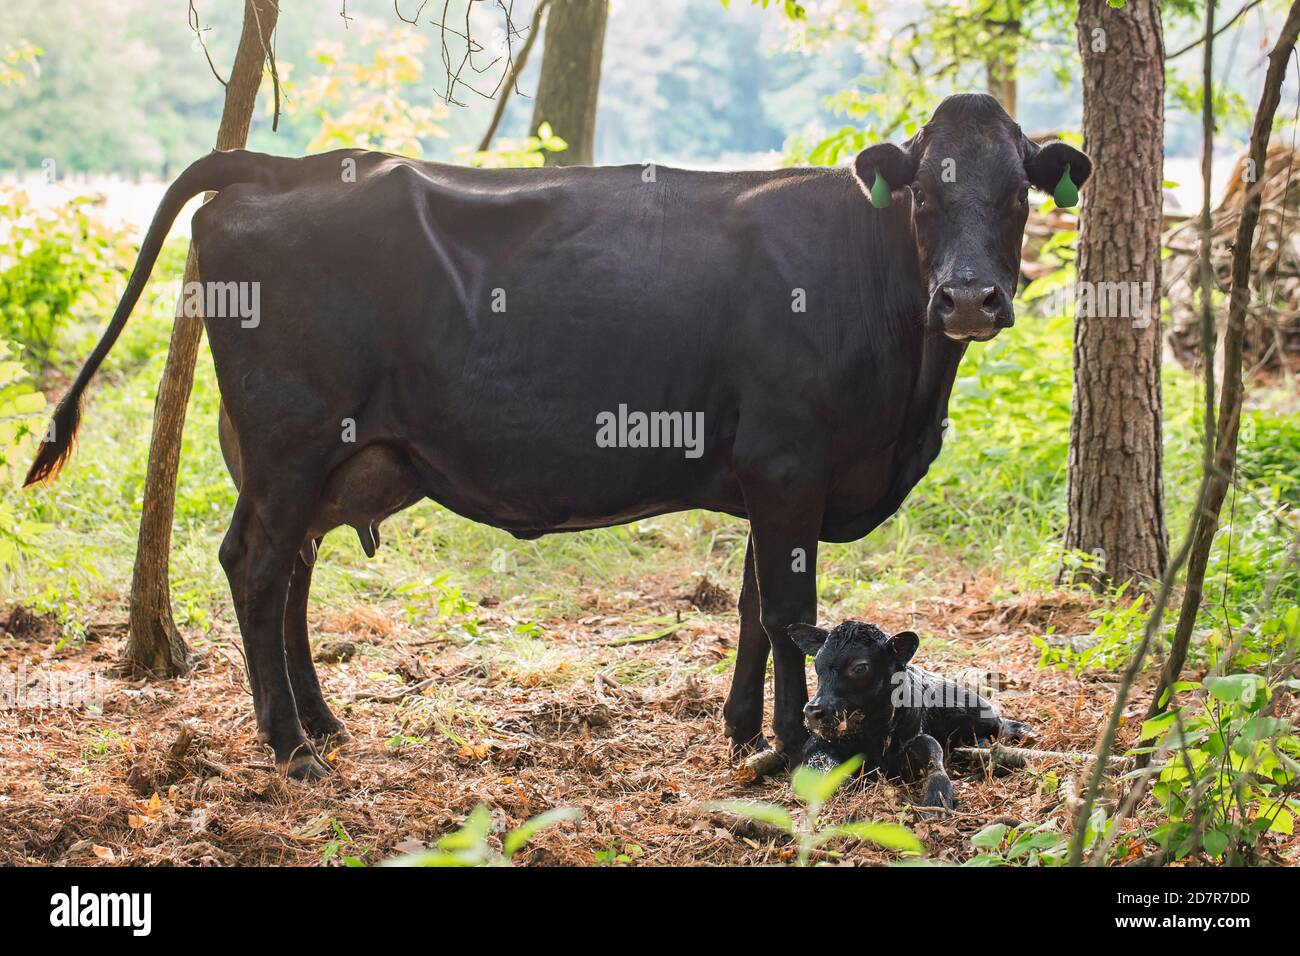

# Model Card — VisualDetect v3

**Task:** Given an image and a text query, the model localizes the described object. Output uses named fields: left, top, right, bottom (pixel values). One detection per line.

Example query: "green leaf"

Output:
left=706, top=800, right=794, bottom=833
left=1263, top=804, right=1295, bottom=835
left=1204, top=674, right=1261, bottom=706
left=502, top=807, right=582, bottom=859
left=607, top=622, right=680, bottom=646
left=791, top=755, right=864, bottom=805
left=1139, top=709, right=1179, bottom=741
left=437, top=803, right=492, bottom=851
left=971, top=823, right=1008, bottom=848
left=1202, top=829, right=1229, bottom=858
left=818, top=821, right=923, bottom=854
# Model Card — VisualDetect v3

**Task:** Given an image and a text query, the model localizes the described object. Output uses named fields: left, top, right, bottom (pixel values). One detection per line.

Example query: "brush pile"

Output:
left=1164, top=142, right=1300, bottom=377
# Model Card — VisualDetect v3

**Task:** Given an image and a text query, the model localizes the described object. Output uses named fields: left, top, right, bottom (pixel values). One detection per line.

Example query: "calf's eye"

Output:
left=911, top=186, right=926, bottom=209
left=1018, top=188, right=1029, bottom=205
left=849, top=661, right=871, bottom=678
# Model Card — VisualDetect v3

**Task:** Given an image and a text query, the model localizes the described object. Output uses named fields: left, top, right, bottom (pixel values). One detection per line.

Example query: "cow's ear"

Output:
left=1025, top=142, right=1092, bottom=207
left=853, top=143, right=917, bottom=209
left=888, top=630, right=920, bottom=664
left=788, top=623, right=830, bottom=658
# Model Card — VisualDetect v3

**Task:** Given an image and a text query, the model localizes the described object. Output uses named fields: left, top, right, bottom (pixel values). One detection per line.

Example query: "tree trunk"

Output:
left=529, top=0, right=608, bottom=166
left=1062, top=0, right=1168, bottom=588
left=984, top=22, right=1019, bottom=119
left=985, top=55, right=1017, bottom=120
left=124, top=0, right=278, bottom=678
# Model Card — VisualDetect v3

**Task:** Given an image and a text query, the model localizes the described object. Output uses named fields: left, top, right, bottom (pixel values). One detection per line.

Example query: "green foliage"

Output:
left=0, top=40, right=40, bottom=87
left=1034, top=585, right=1153, bottom=673
left=966, top=820, right=1070, bottom=866
left=724, top=0, right=807, bottom=20
left=382, top=803, right=581, bottom=867
left=321, top=819, right=369, bottom=867
left=293, top=22, right=448, bottom=156
left=1141, top=632, right=1300, bottom=863
left=0, top=337, right=49, bottom=569
left=1165, top=73, right=1253, bottom=144
left=0, top=187, right=136, bottom=372
left=709, top=756, right=923, bottom=865
left=467, top=122, right=568, bottom=169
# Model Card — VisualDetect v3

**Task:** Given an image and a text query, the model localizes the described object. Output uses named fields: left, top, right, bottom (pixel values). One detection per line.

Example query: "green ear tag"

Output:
left=870, top=169, right=892, bottom=208
left=1053, top=165, right=1078, bottom=209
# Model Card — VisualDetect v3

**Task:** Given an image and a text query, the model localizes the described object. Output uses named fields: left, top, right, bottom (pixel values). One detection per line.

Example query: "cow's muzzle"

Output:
left=803, top=701, right=865, bottom=740
left=928, top=279, right=1014, bottom=342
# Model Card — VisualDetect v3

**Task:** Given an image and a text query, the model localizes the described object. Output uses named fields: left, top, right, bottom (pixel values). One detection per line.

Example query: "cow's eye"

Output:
left=848, top=661, right=871, bottom=678
left=1018, top=187, right=1029, bottom=205
left=911, top=186, right=926, bottom=209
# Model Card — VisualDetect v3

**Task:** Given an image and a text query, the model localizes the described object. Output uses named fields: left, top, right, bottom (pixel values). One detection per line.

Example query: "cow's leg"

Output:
left=220, top=486, right=330, bottom=781
left=284, top=545, right=347, bottom=743
left=723, top=536, right=770, bottom=758
left=745, top=485, right=824, bottom=765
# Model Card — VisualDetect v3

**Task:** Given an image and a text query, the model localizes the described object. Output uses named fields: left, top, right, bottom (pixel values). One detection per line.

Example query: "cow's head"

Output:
left=790, top=620, right=917, bottom=744
left=853, top=93, right=1091, bottom=342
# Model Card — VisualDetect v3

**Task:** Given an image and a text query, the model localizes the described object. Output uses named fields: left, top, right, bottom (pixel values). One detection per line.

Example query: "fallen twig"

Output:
left=956, top=743, right=1134, bottom=774
left=344, top=676, right=437, bottom=703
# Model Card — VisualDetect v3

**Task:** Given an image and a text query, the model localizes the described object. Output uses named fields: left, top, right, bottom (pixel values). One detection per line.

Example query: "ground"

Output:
left=8, top=570, right=1264, bottom=868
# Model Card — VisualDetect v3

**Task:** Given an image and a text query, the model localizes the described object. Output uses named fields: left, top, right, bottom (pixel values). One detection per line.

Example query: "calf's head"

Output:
left=789, top=620, right=920, bottom=743
left=853, top=93, right=1091, bottom=342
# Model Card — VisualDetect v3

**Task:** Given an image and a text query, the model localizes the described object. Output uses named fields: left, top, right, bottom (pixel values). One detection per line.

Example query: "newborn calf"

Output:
left=788, top=620, right=1031, bottom=809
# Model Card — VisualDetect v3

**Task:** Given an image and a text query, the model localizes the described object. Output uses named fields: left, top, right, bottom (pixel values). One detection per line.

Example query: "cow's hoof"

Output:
left=282, top=750, right=333, bottom=782
left=302, top=712, right=350, bottom=744
left=728, top=733, right=770, bottom=762
left=773, top=735, right=809, bottom=770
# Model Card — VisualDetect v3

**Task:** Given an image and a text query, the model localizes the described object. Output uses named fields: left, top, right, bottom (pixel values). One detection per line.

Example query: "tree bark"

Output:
left=124, top=0, right=278, bottom=678
left=1062, top=0, right=1168, bottom=588
left=529, top=0, right=608, bottom=166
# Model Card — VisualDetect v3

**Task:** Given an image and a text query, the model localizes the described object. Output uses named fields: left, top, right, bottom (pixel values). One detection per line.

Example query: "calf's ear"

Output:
left=788, top=623, right=830, bottom=658
left=888, top=630, right=920, bottom=664
left=1025, top=142, right=1092, bottom=207
left=853, top=143, right=918, bottom=209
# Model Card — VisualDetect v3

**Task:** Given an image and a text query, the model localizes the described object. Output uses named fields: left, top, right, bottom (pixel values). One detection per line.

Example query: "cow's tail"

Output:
left=25, top=149, right=263, bottom=486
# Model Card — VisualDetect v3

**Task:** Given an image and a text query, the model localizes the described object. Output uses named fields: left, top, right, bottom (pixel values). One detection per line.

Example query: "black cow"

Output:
left=27, top=93, right=1089, bottom=780
left=790, top=620, right=1032, bottom=809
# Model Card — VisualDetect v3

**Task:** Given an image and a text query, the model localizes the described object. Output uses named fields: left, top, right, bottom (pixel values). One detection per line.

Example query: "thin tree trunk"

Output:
left=984, top=19, right=1020, bottom=119
left=529, top=0, right=608, bottom=166
left=478, top=0, right=550, bottom=153
left=124, top=0, right=278, bottom=678
left=985, top=55, right=1017, bottom=120
left=1142, top=0, right=1300, bottom=736
left=1062, top=0, right=1168, bottom=588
